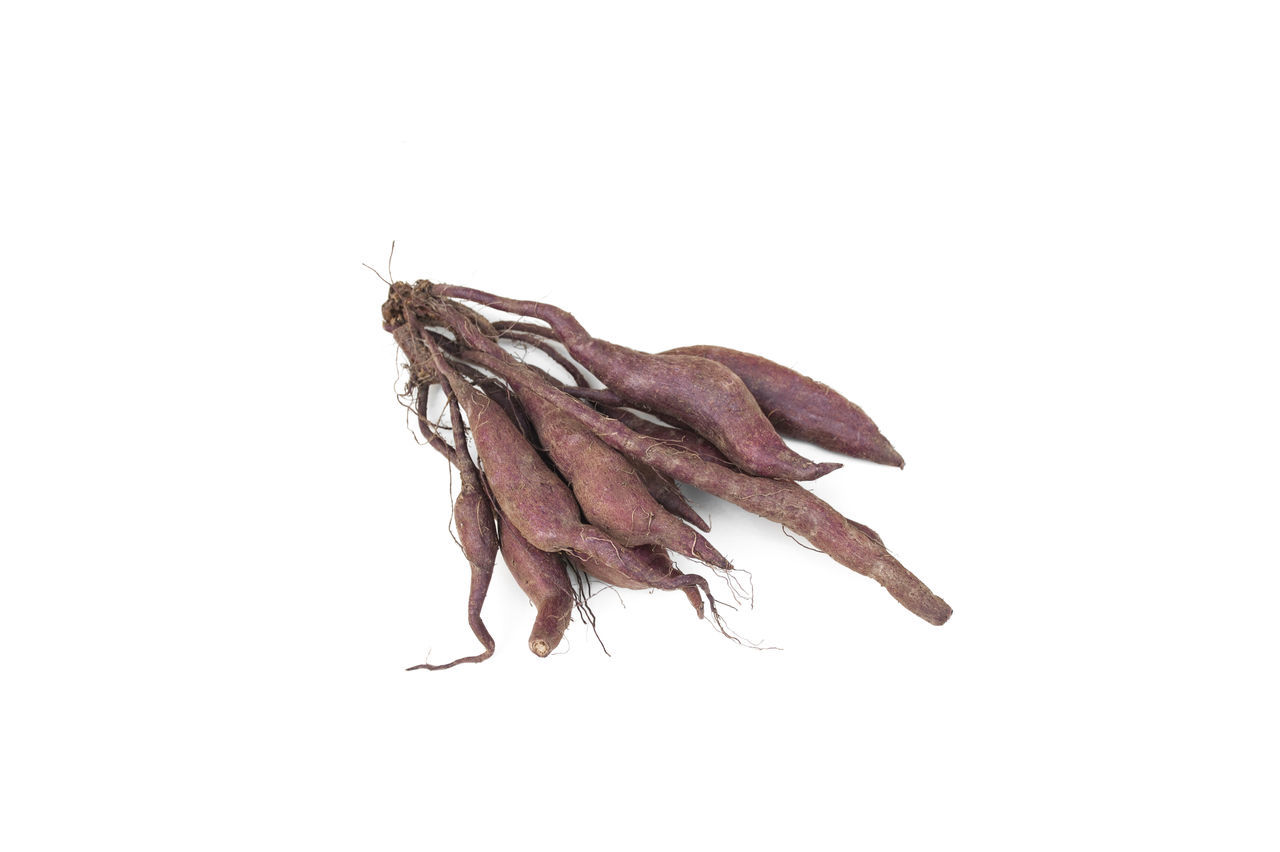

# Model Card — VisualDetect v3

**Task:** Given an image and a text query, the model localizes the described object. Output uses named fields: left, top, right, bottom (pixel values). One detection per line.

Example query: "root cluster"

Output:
left=384, top=278, right=951, bottom=669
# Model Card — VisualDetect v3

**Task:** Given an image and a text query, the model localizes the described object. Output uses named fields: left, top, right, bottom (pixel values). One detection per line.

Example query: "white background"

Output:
left=3, top=2, right=1277, bottom=850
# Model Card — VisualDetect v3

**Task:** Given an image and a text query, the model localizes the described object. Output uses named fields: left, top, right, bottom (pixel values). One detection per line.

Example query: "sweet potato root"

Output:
left=495, top=511, right=575, bottom=657
left=395, top=333, right=499, bottom=671
left=630, top=459, right=709, bottom=533
left=462, top=351, right=951, bottom=626
left=382, top=276, right=952, bottom=669
left=508, top=377, right=732, bottom=571
left=415, top=326, right=720, bottom=614
left=594, top=403, right=730, bottom=468
left=427, top=284, right=841, bottom=482
left=664, top=344, right=904, bottom=468
left=566, top=544, right=705, bottom=618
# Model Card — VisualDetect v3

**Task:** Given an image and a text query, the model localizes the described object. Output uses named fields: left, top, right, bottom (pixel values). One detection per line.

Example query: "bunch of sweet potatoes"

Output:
left=382, top=279, right=951, bottom=668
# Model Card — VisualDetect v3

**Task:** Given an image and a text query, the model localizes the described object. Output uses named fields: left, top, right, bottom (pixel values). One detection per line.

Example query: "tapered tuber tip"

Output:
left=682, top=587, right=706, bottom=619
left=862, top=435, right=905, bottom=469
left=870, top=552, right=953, bottom=625
left=879, top=448, right=906, bottom=469
left=922, top=596, right=953, bottom=626
left=810, top=461, right=843, bottom=479
left=787, top=459, right=847, bottom=480
left=530, top=639, right=552, bottom=658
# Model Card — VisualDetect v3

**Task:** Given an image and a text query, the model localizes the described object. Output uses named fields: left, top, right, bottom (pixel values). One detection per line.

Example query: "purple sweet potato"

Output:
left=495, top=511, right=575, bottom=657
left=420, top=321, right=714, bottom=531
left=504, top=374, right=732, bottom=571
left=427, top=284, right=840, bottom=482
left=472, top=355, right=710, bottom=531
left=566, top=544, right=705, bottom=618
left=557, top=384, right=625, bottom=406
left=414, top=326, right=720, bottom=613
left=664, top=345, right=904, bottom=468
left=629, top=459, right=709, bottom=533
left=383, top=280, right=949, bottom=667
left=412, top=482, right=499, bottom=668
left=394, top=333, right=499, bottom=671
left=473, top=377, right=538, bottom=447
left=505, top=374, right=709, bottom=530
left=438, top=394, right=499, bottom=659
left=464, top=355, right=951, bottom=625
left=594, top=404, right=730, bottom=468
left=499, top=328, right=591, bottom=388
left=492, top=319, right=558, bottom=339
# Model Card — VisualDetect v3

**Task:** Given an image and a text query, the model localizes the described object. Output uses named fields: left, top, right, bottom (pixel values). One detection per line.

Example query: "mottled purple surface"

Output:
left=665, top=345, right=905, bottom=468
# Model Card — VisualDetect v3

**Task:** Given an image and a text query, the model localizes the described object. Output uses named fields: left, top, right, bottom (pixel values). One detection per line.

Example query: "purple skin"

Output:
left=394, top=329, right=498, bottom=671
left=630, top=460, right=710, bottom=533
left=845, top=518, right=884, bottom=547
left=491, top=319, right=558, bottom=339
left=506, top=377, right=733, bottom=572
left=560, top=385, right=625, bottom=406
left=426, top=284, right=841, bottom=482
left=459, top=352, right=952, bottom=626
left=594, top=404, right=730, bottom=468
left=636, top=545, right=706, bottom=619
left=499, top=329, right=591, bottom=388
left=566, top=545, right=705, bottom=618
left=483, top=325, right=887, bottom=472
left=470, top=358, right=710, bottom=531
left=412, top=327, right=719, bottom=611
left=664, top=345, right=904, bottom=468
left=434, top=485, right=499, bottom=662
left=495, top=511, right=575, bottom=657
left=473, top=377, right=538, bottom=448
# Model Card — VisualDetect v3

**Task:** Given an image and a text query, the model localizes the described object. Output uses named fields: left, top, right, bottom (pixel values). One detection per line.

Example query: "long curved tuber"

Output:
left=664, top=344, right=904, bottom=468
left=427, top=283, right=841, bottom=482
